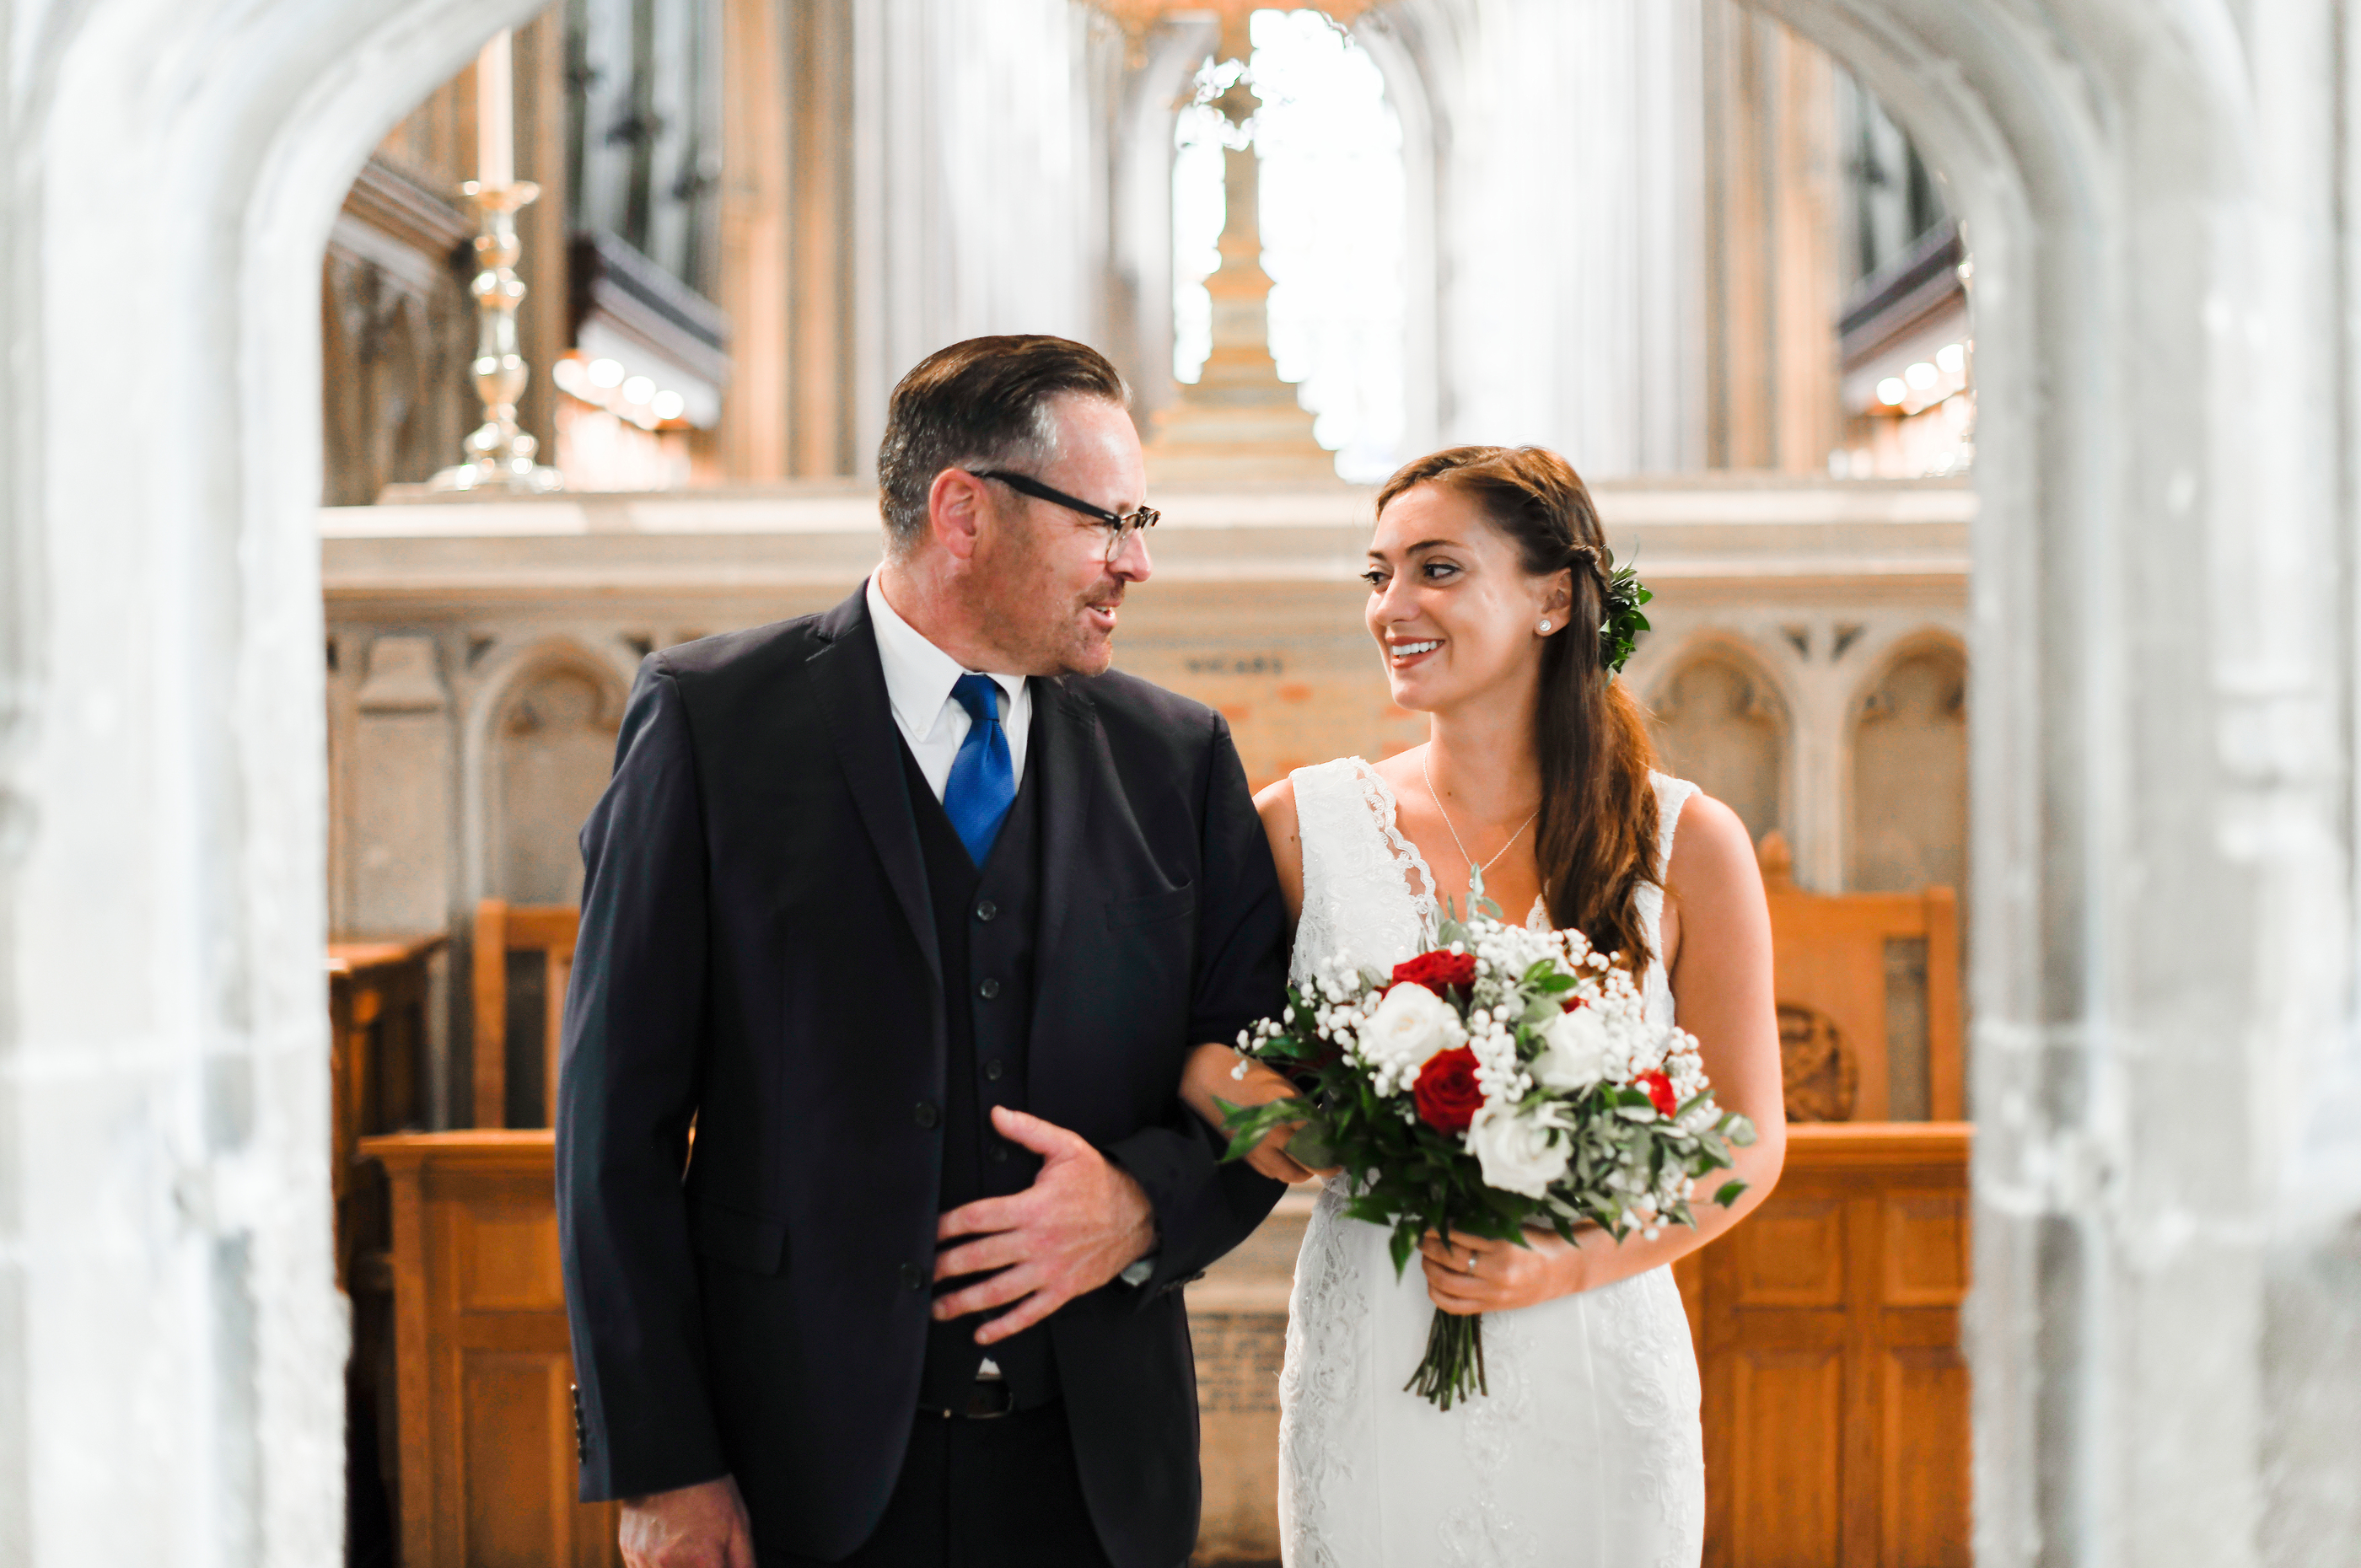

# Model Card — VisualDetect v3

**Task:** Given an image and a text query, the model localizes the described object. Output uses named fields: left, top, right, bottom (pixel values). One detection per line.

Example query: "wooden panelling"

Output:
left=452, top=1201, right=566, bottom=1312
left=1688, top=1122, right=1972, bottom=1567
left=1882, top=1190, right=1968, bottom=1305
left=1727, top=1347, right=1845, bottom=1562
left=1881, top=1347, right=1971, bottom=1567
left=1756, top=835, right=1962, bottom=1122
left=363, top=1131, right=620, bottom=1568
left=363, top=1124, right=1970, bottom=1567
left=1727, top=1195, right=1847, bottom=1307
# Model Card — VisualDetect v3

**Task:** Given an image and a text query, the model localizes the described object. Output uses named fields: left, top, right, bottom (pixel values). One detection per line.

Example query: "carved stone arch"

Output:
left=1641, top=631, right=1796, bottom=847
left=1843, top=626, right=1967, bottom=896
left=5, top=0, right=2341, bottom=1560
left=462, top=639, right=632, bottom=909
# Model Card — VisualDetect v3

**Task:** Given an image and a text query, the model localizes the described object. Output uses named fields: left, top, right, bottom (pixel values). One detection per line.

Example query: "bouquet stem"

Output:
left=1406, top=1308, right=1487, bottom=1410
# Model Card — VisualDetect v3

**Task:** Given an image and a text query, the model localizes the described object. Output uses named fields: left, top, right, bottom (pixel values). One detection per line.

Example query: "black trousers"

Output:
left=765, top=1401, right=1115, bottom=1568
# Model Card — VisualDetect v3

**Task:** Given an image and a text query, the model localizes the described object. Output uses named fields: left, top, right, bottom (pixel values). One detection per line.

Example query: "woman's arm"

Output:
left=1178, top=777, right=1325, bottom=1183
left=1421, top=792, right=1788, bottom=1311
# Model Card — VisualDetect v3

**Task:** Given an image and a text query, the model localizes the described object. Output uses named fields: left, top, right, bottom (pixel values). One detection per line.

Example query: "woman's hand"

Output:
left=1419, top=1227, right=1588, bottom=1315
left=1178, top=1043, right=1329, bottom=1183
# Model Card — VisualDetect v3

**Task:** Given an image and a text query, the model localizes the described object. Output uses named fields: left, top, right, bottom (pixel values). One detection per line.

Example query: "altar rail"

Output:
left=359, top=1122, right=1970, bottom=1567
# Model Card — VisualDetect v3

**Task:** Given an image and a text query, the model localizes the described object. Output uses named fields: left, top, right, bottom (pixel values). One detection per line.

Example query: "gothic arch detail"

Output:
left=1845, top=631, right=1966, bottom=896
left=1643, top=635, right=1794, bottom=846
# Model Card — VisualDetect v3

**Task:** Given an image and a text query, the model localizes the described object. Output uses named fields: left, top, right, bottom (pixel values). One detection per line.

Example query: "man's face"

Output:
left=966, top=394, right=1152, bottom=677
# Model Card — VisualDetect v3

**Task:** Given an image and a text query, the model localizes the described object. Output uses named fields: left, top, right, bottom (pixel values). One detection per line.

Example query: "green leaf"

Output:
left=1713, top=1179, right=1748, bottom=1207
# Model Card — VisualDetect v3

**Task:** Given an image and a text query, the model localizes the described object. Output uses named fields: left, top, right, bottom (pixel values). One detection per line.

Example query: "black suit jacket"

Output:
left=556, top=586, right=1288, bottom=1567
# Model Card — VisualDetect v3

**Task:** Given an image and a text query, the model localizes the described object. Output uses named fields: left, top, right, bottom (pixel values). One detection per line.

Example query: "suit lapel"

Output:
left=1030, top=678, right=1108, bottom=1038
left=807, top=590, right=940, bottom=986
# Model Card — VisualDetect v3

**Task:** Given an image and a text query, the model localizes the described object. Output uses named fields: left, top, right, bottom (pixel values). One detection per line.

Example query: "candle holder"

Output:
left=429, top=180, right=563, bottom=494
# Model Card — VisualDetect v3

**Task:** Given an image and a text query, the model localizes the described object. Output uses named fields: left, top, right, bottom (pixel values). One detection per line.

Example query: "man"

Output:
left=557, top=336, right=1289, bottom=1568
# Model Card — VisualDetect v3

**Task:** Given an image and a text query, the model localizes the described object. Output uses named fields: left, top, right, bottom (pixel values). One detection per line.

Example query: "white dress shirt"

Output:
left=865, top=572, right=1031, bottom=801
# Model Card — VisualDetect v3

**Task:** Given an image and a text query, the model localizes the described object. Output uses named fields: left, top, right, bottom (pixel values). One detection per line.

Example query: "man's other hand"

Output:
left=931, top=1105, right=1158, bottom=1343
left=619, top=1474, right=754, bottom=1568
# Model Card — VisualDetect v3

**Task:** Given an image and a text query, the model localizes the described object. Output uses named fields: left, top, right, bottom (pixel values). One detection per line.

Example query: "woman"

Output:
left=1180, top=446, right=1786, bottom=1566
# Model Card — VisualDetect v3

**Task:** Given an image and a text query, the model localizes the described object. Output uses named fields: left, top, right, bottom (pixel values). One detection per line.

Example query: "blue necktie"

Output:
left=944, top=673, right=1016, bottom=866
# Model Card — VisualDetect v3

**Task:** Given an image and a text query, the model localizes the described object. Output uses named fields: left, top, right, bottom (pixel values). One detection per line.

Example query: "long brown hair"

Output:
left=1375, top=446, right=1664, bottom=969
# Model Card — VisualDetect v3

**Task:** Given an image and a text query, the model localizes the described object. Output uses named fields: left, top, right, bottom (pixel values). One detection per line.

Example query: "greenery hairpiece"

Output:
left=1598, top=550, right=1653, bottom=673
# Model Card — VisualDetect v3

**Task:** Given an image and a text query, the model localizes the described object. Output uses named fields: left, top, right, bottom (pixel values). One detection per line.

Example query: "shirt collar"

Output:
left=865, top=572, right=1026, bottom=739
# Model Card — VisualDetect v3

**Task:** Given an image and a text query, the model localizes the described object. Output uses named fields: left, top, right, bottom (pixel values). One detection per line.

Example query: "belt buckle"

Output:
left=961, top=1377, right=1014, bottom=1420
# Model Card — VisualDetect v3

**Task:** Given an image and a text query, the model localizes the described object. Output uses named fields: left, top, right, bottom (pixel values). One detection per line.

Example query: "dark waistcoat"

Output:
left=898, top=731, right=1057, bottom=1410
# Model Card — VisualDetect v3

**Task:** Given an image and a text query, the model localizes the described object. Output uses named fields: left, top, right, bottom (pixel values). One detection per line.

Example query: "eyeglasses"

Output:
left=971, top=470, right=1159, bottom=562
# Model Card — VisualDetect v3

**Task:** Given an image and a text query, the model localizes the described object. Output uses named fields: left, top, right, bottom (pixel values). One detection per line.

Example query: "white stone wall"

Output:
left=8, top=1, right=2361, bottom=1565
left=1375, top=0, right=1710, bottom=474
left=850, top=0, right=1126, bottom=463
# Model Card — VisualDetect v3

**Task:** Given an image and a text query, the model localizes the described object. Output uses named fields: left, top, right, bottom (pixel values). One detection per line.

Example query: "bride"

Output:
left=1180, top=445, right=1786, bottom=1566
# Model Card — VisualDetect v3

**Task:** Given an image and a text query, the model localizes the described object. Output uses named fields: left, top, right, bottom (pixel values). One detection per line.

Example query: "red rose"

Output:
left=1638, top=1070, right=1677, bottom=1116
left=1390, top=949, right=1478, bottom=998
left=1413, top=1047, right=1487, bottom=1134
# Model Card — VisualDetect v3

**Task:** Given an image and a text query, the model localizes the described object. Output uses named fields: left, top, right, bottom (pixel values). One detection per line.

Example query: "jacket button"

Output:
left=978, top=977, right=1002, bottom=1001
left=901, top=1262, right=925, bottom=1291
left=990, top=1145, right=1009, bottom=1163
left=913, top=1101, right=940, bottom=1129
left=984, top=1059, right=1004, bottom=1082
left=976, top=899, right=998, bottom=922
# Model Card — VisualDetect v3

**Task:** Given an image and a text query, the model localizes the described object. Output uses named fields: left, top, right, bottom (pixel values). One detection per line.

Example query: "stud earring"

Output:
left=1537, top=618, right=1552, bottom=633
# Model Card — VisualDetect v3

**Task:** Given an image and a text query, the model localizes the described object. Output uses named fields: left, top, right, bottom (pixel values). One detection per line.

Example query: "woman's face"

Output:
left=1363, top=482, right=1572, bottom=716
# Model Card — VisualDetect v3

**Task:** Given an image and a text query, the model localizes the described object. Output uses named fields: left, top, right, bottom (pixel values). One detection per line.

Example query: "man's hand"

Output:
left=619, top=1474, right=754, bottom=1568
left=932, top=1105, right=1158, bottom=1344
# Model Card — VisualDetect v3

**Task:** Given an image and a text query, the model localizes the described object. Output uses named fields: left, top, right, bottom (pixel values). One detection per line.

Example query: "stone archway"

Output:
left=4, top=3, right=2353, bottom=1565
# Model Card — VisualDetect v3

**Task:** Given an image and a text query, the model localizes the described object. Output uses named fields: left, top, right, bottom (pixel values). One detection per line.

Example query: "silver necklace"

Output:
left=1420, top=751, right=1538, bottom=904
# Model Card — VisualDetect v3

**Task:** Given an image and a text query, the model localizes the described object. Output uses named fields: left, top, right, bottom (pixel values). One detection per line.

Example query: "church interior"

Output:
left=324, top=3, right=1973, bottom=1563
left=12, top=0, right=2361, bottom=1565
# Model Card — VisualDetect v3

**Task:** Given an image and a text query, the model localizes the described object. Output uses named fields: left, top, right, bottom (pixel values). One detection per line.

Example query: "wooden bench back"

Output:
left=470, top=899, right=580, bottom=1129
left=1756, top=833, right=1963, bottom=1121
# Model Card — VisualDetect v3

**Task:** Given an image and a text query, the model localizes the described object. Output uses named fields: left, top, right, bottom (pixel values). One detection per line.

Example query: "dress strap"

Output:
left=1635, top=771, right=1698, bottom=1018
left=1649, top=771, right=1699, bottom=882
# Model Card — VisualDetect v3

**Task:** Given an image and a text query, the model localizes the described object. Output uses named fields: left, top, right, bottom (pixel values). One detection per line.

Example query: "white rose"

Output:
left=1533, top=1004, right=1612, bottom=1093
left=1361, top=981, right=1465, bottom=1071
left=1465, top=1104, right=1572, bottom=1198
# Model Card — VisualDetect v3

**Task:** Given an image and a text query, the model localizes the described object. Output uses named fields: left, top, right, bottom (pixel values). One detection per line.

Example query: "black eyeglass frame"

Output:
left=971, top=469, right=1159, bottom=557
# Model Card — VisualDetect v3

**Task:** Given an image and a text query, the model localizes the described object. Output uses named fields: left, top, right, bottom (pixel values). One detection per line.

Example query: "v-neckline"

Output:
left=1350, top=758, right=1550, bottom=937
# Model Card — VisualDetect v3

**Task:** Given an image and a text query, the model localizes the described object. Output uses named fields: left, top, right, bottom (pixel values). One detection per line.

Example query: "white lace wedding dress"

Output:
left=1276, top=758, right=1705, bottom=1568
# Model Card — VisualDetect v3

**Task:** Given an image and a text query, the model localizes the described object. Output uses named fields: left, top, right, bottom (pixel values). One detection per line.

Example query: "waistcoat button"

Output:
left=984, top=1059, right=1004, bottom=1082
left=976, top=899, right=998, bottom=922
left=901, top=1262, right=925, bottom=1291
left=978, top=977, right=1002, bottom=1001
left=913, top=1101, right=940, bottom=1129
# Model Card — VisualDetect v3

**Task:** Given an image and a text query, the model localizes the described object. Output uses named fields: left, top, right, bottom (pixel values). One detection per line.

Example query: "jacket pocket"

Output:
left=686, top=1197, right=789, bottom=1275
left=1106, top=883, right=1196, bottom=929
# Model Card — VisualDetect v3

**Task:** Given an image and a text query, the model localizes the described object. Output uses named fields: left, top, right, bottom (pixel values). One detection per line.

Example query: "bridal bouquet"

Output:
left=1219, top=901, right=1756, bottom=1410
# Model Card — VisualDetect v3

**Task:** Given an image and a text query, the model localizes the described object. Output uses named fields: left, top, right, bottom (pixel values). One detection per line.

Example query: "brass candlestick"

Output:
left=430, top=180, right=563, bottom=494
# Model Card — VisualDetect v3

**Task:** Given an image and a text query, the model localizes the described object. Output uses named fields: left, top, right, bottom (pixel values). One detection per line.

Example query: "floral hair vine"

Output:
left=1576, top=545, right=1653, bottom=674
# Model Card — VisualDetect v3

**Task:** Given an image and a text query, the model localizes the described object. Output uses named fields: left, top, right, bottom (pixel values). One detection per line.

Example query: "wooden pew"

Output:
left=363, top=1126, right=1971, bottom=1568
left=471, top=899, right=580, bottom=1129
left=1675, top=1123, right=1972, bottom=1567
left=361, top=1131, right=620, bottom=1568
left=329, top=935, right=444, bottom=1568
left=1756, top=833, right=1963, bottom=1122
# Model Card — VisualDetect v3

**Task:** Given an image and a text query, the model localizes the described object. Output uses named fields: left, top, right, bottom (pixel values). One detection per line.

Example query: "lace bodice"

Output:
left=1289, top=758, right=1693, bottom=1018
left=1277, top=757, right=1706, bottom=1568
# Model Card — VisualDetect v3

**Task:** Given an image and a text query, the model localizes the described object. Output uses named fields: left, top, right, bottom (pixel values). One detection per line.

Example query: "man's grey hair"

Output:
left=875, top=336, right=1130, bottom=556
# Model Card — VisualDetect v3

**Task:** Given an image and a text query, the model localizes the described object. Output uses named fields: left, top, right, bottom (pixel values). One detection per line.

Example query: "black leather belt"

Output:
left=922, top=1377, right=1014, bottom=1420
